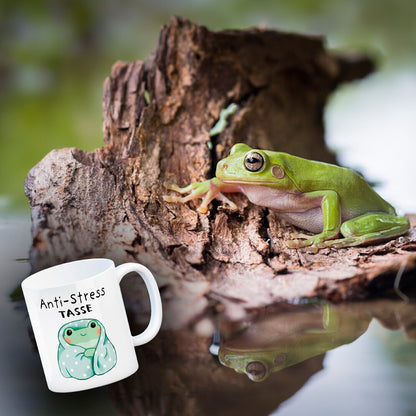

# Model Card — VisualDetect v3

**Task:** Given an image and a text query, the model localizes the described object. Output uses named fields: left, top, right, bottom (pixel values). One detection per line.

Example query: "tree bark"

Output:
left=25, top=17, right=416, bottom=326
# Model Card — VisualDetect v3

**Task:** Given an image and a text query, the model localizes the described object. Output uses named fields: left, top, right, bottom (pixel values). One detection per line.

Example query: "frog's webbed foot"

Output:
left=289, top=232, right=313, bottom=240
left=214, top=193, right=238, bottom=211
left=286, top=231, right=340, bottom=252
left=163, top=182, right=207, bottom=204
left=163, top=180, right=237, bottom=214
left=163, top=182, right=193, bottom=194
left=197, top=191, right=237, bottom=214
left=285, top=239, right=324, bottom=254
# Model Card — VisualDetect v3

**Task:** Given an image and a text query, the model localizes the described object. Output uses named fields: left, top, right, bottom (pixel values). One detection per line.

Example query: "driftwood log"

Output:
left=25, top=17, right=416, bottom=328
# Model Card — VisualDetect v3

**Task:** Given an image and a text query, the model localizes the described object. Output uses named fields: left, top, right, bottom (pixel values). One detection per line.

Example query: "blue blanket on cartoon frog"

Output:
left=57, top=319, right=117, bottom=380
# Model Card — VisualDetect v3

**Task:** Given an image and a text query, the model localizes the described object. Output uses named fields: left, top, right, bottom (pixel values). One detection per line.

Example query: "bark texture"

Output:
left=25, top=17, right=416, bottom=327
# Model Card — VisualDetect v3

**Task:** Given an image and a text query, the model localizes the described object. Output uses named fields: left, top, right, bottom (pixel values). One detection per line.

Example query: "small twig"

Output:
left=394, top=260, right=410, bottom=302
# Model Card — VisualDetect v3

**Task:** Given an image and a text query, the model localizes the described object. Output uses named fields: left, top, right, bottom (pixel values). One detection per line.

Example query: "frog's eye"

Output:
left=244, top=152, right=264, bottom=172
left=65, top=329, right=73, bottom=337
left=245, top=361, right=267, bottom=381
left=89, top=321, right=97, bottom=328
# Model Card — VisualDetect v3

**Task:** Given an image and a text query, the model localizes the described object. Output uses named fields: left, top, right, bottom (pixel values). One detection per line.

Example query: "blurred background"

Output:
left=1, top=0, right=415, bottom=213
left=1, top=3, right=416, bottom=415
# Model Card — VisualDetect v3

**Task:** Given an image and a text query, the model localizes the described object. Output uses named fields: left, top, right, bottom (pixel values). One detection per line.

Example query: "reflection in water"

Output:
left=109, top=327, right=324, bottom=416
left=214, top=304, right=369, bottom=382
left=5, top=217, right=416, bottom=415
left=109, top=298, right=416, bottom=416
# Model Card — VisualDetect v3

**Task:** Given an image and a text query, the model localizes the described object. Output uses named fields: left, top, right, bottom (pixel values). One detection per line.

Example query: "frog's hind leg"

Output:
left=317, top=213, right=410, bottom=249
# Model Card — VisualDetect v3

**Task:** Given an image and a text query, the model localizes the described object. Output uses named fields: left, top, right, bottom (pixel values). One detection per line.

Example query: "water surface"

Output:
left=3, top=216, right=416, bottom=416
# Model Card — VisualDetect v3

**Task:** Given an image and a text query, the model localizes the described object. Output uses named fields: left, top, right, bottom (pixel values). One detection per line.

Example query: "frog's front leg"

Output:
left=286, top=190, right=341, bottom=249
left=315, top=212, right=410, bottom=249
left=163, top=178, right=238, bottom=214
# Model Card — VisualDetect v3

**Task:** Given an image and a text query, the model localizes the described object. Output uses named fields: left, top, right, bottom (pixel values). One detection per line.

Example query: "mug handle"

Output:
left=115, top=263, right=163, bottom=346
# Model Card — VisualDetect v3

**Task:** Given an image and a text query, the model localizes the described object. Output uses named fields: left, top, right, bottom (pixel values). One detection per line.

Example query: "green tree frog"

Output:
left=164, top=143, right=410, bottom=249
left=217, top=304, right=368, bottom=382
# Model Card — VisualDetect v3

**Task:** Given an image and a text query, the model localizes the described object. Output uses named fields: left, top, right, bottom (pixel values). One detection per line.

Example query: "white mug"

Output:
left=21, top=258, right=163, bottom=393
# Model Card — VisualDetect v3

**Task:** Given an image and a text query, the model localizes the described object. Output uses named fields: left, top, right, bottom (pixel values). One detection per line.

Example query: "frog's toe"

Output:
left=163, top=182, right=181, bottom=192
left=163, top=193, right=198, bottom=205
left=286, top=238, right=313, bottom=249
left=306, top=245, right=320, bottom=254
left=314, top=236, right=359, bottom=249
left=197, top=205, right=208, bottom=214
left=289, top=232, right=312, bottom=240
left=163, top=194, right=181, bottom=203
left=287, top=233, right=337, bottom=250
left=287, top=238, right=329, bottom=253
left=285, top=239, right=298, bottom=248
left=164, top=182, right=199, bottom=195
left=215, top=193, right=238, bottom=210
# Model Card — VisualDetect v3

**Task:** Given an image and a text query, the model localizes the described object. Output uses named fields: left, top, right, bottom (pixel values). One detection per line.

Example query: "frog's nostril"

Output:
left=221, top=163, right=227, bottom=169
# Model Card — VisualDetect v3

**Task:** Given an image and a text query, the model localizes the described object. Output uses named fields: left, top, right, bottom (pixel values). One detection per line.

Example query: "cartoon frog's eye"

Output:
left=90, top=321, right=97, bottom=328
left=65, top=329, right=73, bottom=336
left=244, top=152, right=264, bottom=172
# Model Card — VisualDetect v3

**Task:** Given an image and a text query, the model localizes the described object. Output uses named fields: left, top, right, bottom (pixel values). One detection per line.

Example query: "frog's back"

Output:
left=275, top=152, right=396, bottom=218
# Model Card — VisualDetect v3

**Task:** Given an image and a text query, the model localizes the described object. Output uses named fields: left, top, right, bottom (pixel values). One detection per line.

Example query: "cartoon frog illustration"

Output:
left=57, top=319, right=117, bottom=380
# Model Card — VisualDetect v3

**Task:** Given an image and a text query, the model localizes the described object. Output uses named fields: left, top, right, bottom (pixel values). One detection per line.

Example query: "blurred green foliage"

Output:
left=0, top=0, right=415, bottom=211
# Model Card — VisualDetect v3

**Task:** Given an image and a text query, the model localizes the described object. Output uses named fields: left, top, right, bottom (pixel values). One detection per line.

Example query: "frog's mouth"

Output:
left=217, top=175, right=277, bottom=186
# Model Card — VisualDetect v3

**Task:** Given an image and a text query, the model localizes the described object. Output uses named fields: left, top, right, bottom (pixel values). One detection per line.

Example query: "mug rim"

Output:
left=22, top=258, right=115, bottom=290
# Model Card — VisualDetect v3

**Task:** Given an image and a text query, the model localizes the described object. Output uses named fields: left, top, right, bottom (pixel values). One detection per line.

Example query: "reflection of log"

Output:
left=109, top=298, right=416, bottom=415
left=217, top=304, right=369, bottom=383
left=344, top=297, right=416, bottom=341
left=109, top=329, right=324, bottom=416
left=25, top=17, right=416, bottom=325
